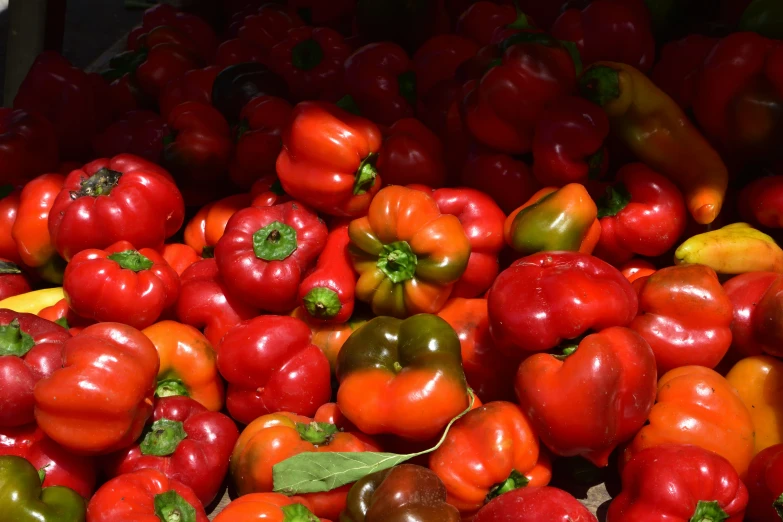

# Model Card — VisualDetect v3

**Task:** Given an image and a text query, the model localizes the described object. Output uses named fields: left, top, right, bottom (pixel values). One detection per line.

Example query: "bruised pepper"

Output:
left=579, top=61, right=729, bottom=225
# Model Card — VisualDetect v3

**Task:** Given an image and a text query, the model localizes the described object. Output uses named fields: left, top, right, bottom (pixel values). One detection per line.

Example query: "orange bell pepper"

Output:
left=184, top=193, right=251, bottom=257
left=291, top=306, right=368, bottom=375
left=142, top=320, right=224, bottom=412
left=157, top=243, right=200, bottom=276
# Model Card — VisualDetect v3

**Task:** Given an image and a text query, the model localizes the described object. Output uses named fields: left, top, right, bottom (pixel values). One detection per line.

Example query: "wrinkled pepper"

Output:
left=580, top=61, right=729, bottom=225
left=746, top=443, right=783, bottom=522
left=724, top=271, right=783, bottom=357
left=726, top=356, right=783, bottom=454
left=675, top=223, right=783, bottom=274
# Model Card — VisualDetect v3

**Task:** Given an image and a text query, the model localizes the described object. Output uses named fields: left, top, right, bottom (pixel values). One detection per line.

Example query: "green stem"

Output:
left=291, top=39, right=324, bottom=71
left=252, top=221, right=298, bottom=261
left=377, top=241, right=417, bottom=283
left=155, top=380, right=190, bottom=399
left=353, top=153, right=378, bottom=195
left=596, top=183, right=632, bottom=219
left=0, top=319, right=35, bottom=357
left=0, top=260, right=22, bottom=274
left=140, top=419, right=187, bottom=457
left=397, top=70, right=417, bottom=107
left=579, top=65, right=621, bottom=108
left=774, top=492, right=783, bottom=519
left=303, top=288, right=342, bottom=320
left=689, top=500, right=729, bottom=522
left=108, top=250, right=154, bottom=272
left=154, top=490, right=197, bottom=522
left=486, top=470, right=529, bottom=502
left=73, top=168, right=122, bottom=198
left=295, top=422, right=339, bottom=445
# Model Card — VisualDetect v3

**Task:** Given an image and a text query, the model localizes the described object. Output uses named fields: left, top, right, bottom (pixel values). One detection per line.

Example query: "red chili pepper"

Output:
left=460, top=152, right=539, bottom=215
left=158, top=65, right=220, bottom=120
left=412, top=34, right=479, bottom=102
left=532, top=96, right=609, bottom=187
left=269, top=27, right=352, bottom=102
left=92, top=110, right=168, bottom=164
left=651, top=34, right=718, bottom=110
left=298, top=224, right=356, bottom=324
left=103, top=396, right=239, bottom=506
left=0, top=259, right=30, bottom=301
left=376, top=118, right=446, bottom=188
left=175, top=258, right=260, bottom=347
left=217, top=315, right=331, bottom=423
left=0, top=109, right=58, bottom=185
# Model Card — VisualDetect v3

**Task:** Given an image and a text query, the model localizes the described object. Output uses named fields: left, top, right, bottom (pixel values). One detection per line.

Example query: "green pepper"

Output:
left=0, top=455, right=85, bottom=521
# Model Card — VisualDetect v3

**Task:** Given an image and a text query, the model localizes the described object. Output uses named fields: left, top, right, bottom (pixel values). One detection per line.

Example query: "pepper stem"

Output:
left=336, top=95, right=361, bottom=115
left=0, top=260, right=22, bottom=274
left=775, top=492, right=783, bottom=519
left=295, top=422, right=339, bottom=445
left=0, top=319, right=35, bottom=357
left=377, top=241, right=417, bottom=283
left=107, top=250, right=154, bottom=272
left=553, top=345, right=578, bottom=361
left=690, top=500, right=730, bottom=522
left=154, top=490, right=197, bottom=522
left=291, top=39, right=324, bottom=71
left=486, top=470, right=529, bottom=502
left=303, top=287, right=342, bottom=320
left=596, top=183, right=632, bottom=218
left=353, top=153, right=378, bottom=195
left=281, top=503, right=320, bottom=522
left=72, top=168, right=122, bottom=198
left=397, top=70, right=417, bottom=107
left=140, top=419, right=188, bottom=457
left=579, top=65, right=621, bottom=107
left=253, top=221, right=298, bottom=261
left=586, top=149, right=605, bottom=180
left=155, top=379, right=190, bottom=399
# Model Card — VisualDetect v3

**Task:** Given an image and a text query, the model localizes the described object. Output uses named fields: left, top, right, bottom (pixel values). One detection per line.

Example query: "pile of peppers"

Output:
left=2, top=0, right=783, bottom=521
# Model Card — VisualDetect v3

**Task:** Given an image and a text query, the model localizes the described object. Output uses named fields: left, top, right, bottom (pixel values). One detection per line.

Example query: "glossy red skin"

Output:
left=0, top=259, right=31, bottom=300
left=64, top=241, right=179, bottom=330
left=175, top=258, right=260, bottom=347
left=269, top=27, right=352, bottom=102
left=0, top=311, right=70, bottom=427
left=103, top=397, right=238, bottom=506
left=132, top=3, right=218, bottom=62
left=474, top=486, right=598, bottom=522
left=215, top=201, right=328, bottom=313
left=461, top=152, right=539, bottom=214
left=739, top=176, right=783, bottom=228
left=298, top=224, right=356, bottom=324
left=92, top=110, right=167, bottom=164
left=412, top=35, right=479, bottom=100
left=250, top=174, right=292, bottom=208
left=13, top=51, right=106, bottom=160
left=630, top=265, right=733, bottom=374
left=157, top=243, right=200, bottom=277
left=238, top=4, right=304, bottom=52
left=693, top=33, right=783, bottom=156
left=158, top=65, right=220, bottom=120
left=134, top=41, right=202, bottom=100
left=230, top=96, right=293, bottom=190
left=619, top=259, right=656, bottom=283
left=376, top=118, right=446, bottom=187
left=456, top=2, right=522, bottom=47
left=343, top=42, right=415, bottom=125
left=608, top=445, right=748, bottom=522
left=0, top=108, right=58, bottom=185
left=551, top=0, right=655, bottom=71
left=593, top=164, right=688, bottom=266
left=488, top=252, right=638, bottom=355
left=0, top=424, right=96, bottom=498
left=517, top=327, right=656, bottom=467
left=0, top=188, right=22, bottom=265
left=462, top=39, right=577, bottom=154
left=86, top=468, right=209, bottom=522
left=217, top=315, right=331, bottom=423
left=532, top=96, right=609, bottom=186
left=746, top=444, right=783, bottom=522
left=723, top=272, right=783, bottom=358
left=215, top=38, right=264, bottom=68
left=37, top=298, right=95, bottom=336
left=651, top=35, right=719, bottom=110
left=49, top=155, right=184, bottom=261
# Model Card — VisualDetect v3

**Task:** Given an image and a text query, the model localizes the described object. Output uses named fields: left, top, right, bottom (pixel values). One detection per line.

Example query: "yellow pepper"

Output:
left=0, top=287, right=65, bottom=314
left=726, top=355, right=783, bottom=454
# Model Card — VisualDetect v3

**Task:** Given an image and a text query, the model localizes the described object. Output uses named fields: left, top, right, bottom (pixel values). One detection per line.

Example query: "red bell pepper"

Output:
left=551, top=0, right=655, bottom=71
left=175, top=258, right=260, bottom=347
left=14, top=52, right=108, bottom=160
left=86, top=468, right=208, bottom=522
left=620, top=259, right=656, bottom=283
left=230, top=95, right=293, bottom=190
left=217, top=315, right=331, bottom=423
left=516, top=326, right=657, bottom=466
left=474, top=486, right=598, bottom=522
left=376, top=118, right=446, bottom=187
left=157, top=243, right=200, bottom=277
left=103, top=396, right=238, bottom=506
left=746, top=443, right=783, bottom=522
left=158, top=65, right=219, bottom=120
left=34, top=322, right=159, bottom=455
left=456, top=1, right=533, bottom=46
left=288, top=0, right=355, bottom=32
left=215, top=201, right=327, bottom=313
left=37, top=298, right=94, bottom=335
left=0, top=424, right=97, bottom=498
left=0, top=260, right=31, bottom=301
left=238, top=4, right=304, bottom=55
left=723, top=272, right=783, bottom=358
left=487, top=252, right=638, bottom=355
left=739, top=175, right=783, bottom=228
left=651, top=34, right=718, bottom=110
left=298, top=224, right=355, bottom=324
left=693, top=32, right=783, bottom=160
left=0, top=109, right=58, bottom=185
left=592, top=163, right=688, bottom=266
left=342, top=42, right=416, bottom=125
left=269, top=27, right=352, bottom=102
left=184, top=194, right=252, bottom=257
left=277, top=101, right=383, bottom=217
left=462, top=33, right=579, bottom=154
left=460, top=152, right=540, bottom=215
left=215, top=38, right=264, bottom=68
left=130, top=3, right=218, bottom=63
left=49, top=154, right=184, bottom=261
left=92, top=110, right=168, bottom=164
left=211, top=62, right=290, bottom=126
left=412, top=34, right=479, bottom=102
left=608, top=445, right=749, bottom=522
left=630, top=265, right=733, bottom=374
left=0, top=186, right=22, bottom=265
left=0, top=311, right=70, bottom=427
left=63, top=241, right=179, bottom=330
left=163, top=101, right=234, bottom=206
left=532, top=96, right=609, bottom=187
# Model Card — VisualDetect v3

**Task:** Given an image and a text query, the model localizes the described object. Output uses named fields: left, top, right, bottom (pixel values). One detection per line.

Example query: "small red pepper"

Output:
left=746, top=443, right=783, bottom=522
left=0, top=260, right=31, bottom=301
left=619, top=259, right=656, bottom=283
left=92, top=110, right=168, bottom=164
left=158, top=65, right=219, bottom=120
left=376, top=118, right=447, bottom=188
left=0, top=108, right=58, bottom=185
left=217, top=315, right=331, bottom=423
left=461, top=152, right=540, bottom=215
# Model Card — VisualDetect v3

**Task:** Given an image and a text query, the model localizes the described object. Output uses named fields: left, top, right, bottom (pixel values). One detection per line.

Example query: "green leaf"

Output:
left=140, top=419, right=187, bottom=457
left=272, top=390, right=475, bottom=495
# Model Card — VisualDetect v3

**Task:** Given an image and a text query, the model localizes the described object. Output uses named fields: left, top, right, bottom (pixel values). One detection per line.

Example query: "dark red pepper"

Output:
left=412, top=34, right=478, bottom=103
left=461, top=151, right=540, bottom=215
left=723, top=271, right=783, bottom=358
left=456, top=1, right=533, bottom=46
left=746, top=443, right=783, bottom=522
left=0, top=260, right=30, bottom=301
left=0, top=108, right=58, bottom=185
left=474, top=486, right=598, bottom=522
left=238, top=4, right=304, bottom=56
left=651, top=34, right=718, bottom=110
left=376, top=118, right=447, bottom=188
left=92, top=110, right=168, bottom=164
left=158, top=65, right=220, bottom=120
